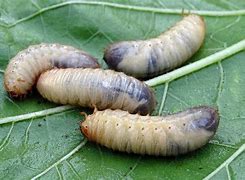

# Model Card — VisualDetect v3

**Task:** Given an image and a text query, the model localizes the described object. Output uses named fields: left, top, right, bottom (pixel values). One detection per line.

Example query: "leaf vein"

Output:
left=168, top=91, right=190, bottom=106
left=203, top=143, right=245, bottom=179
left=0, top=122, right=14, bottom=151
left=31, top=139, right=87, bottom=179
left=183, top=0, right=198, bottom=10
left=40, top=15, right=48, bottom=41
left=209, top=140, right=238, bottom=150
left=100, top=31, right=113, bottom=43
left=24, top=119, right=33, bottom=147
left=220, top=0, right=240, bottom=10
left=226, top=164, right=232, bottom=180
left=158, top=82, right=169, bottom=115
left=55, top=165, right=64, bottom=180
left=31, top=0, right=42, bottom=10
left=6, top=1, right=245, bottom=28
left=143, top=12, right=156, bottom=39
left=145, top=39, right=245, bottom=87
left=214, top=61, right=224, bottom=106
left=124, top=156, right=142, bottom=178
left=156, top=0, right=167, bottom=8
left=66, top=32, right=84, bottom=48
left=0, top=105, right=74, bottom=125
left=82, top=30, right=101, bottom=46
left=210, top=16, right=241, bottom=48
left=65, top=160, right=81, bottom=179
left=4, top=94, right=23, bottom=111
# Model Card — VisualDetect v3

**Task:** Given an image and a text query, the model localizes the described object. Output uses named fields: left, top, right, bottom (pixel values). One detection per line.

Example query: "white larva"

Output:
left=4, top=43, right=99, bottom=98
left=81, top=107, right=219, bottom=156
left=104, top=14, right=205, bottom=78
left=36, top=68, right=156, bottom=115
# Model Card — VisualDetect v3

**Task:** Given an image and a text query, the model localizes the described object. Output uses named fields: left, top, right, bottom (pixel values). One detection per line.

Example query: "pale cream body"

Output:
left=105, top=15, right=205, bottom=78
left=4, top=43, right=99, bottom=97
left=82, top=107, right=219, bottom=156
left=37, top=68, right=156, bottom=115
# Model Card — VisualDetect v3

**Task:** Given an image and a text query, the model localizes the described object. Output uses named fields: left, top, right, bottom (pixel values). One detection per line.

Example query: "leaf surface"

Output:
left=0, top=0, right=244, bottom=179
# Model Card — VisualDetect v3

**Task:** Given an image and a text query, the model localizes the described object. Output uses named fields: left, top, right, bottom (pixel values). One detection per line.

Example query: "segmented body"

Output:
left=37, top=68, right=156, bottom=115
left=81, top=107, right=219, bottom=156
left=104, top=14, right=205, bottom=78
left=4, top=43, right=99, bottom=97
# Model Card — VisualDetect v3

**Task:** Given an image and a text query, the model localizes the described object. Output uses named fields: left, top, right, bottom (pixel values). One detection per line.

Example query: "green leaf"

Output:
left=0, top=0, right=244, bottom=179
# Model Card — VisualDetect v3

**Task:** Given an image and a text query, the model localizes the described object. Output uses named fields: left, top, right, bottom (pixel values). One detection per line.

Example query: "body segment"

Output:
left=104, top=14, right=205, bottom=78
left=81, top=107, right=219, bottom=156
left=4, top=43, right=99, bottom=97
left=37, top=68, right=156, bottom=115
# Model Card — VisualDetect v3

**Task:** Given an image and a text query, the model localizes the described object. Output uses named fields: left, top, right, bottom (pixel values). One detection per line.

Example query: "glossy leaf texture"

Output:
left=0, top=0, right=245, bottom=179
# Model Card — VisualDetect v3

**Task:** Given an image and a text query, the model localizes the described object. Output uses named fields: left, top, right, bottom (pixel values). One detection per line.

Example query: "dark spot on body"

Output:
left=133, top=105, right=149, bottom=116
left=43, top=118, right=46, bottom=121
left=195, top=117, right=217, bottom=132
left=98, top=77, right=123, bottom=103
left=168, top=141, right=185, bottom=155
left=132, top=85, right=156, bottom=115
left=129, top=167, right=133, bottom=170
left=192, top=106, right=219, bottom=132
left=104, top=42, right=131, bottom=69
left=147, top=51, right=158, bottom=75
left=87, top=71, right=156, bottom=115
left=38, top=123, right=42, bottom=127
left=101, top=75, right=155, bottom=115
left=52, top=53, right=99, bottom=69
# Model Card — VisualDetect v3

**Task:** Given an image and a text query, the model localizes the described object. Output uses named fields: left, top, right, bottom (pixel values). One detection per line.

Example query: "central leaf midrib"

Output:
left=2, top=1, right=245, bottom=28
